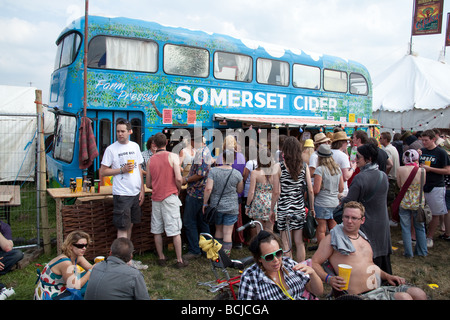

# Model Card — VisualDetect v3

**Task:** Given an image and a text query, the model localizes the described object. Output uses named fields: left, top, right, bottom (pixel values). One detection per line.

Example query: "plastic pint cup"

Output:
left=76, top=177, right=82, bottom=193
left=94, top=256, right=105, bottom=264
left=127, top=159, right=135, bottom=173
left=424, top=160, right=431, bottom=167
left=338, top=264, right=352, bottom=290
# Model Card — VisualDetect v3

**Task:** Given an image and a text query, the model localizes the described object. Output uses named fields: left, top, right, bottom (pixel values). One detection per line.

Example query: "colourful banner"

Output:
left=411, top=0, right=444, bottom=36
left=446, top=13, right=450, bottom=46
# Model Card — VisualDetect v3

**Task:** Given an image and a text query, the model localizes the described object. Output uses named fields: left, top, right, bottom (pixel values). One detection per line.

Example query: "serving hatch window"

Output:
left=88, top=36, right=158, bottom=73
left=293, top=64, right=320, bottom=90
left=164, top=44, right=209, bottom=77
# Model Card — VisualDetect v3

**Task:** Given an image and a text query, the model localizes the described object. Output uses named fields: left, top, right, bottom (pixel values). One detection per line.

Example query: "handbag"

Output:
left=416, top=169, right=427, bottom=223
left=391, top=166, right=419, bottom=223
left=333, top=171, right=383, bottom=224
left=203, top=169, right=234, bottom=224
left=304, top=208, right=318, bottom=239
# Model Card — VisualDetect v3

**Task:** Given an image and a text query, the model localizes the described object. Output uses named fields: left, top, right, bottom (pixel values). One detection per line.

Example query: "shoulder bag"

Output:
left=333, top=171, right=383, bottom=224
left=203, top=169, right=234, bottom=224
left=416, top=168, right=428, bottom=223
left=390, top=166, right=419, bottom=223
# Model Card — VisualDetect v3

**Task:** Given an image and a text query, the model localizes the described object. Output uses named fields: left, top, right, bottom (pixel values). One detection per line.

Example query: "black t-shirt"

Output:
left=419, top=146, right=450, bottom=190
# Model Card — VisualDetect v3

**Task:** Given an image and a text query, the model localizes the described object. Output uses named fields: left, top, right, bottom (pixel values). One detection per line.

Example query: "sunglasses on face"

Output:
left=260, top=248, right=283, bottom=262
left=72, top=243, right=88, bottom=249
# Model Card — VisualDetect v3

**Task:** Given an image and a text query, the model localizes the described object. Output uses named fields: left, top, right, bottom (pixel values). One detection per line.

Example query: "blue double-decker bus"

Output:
left=47, top=16, right=373, bottom=187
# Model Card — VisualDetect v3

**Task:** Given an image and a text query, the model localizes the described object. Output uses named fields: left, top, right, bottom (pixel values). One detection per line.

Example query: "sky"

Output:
left=1, top=0, right=449, bottom=104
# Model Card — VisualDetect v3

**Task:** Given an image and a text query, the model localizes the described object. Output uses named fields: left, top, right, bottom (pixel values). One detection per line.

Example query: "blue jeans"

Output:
left=0, top=249, right=24, bottom=275
left=399, top=207, right=427, bottom=257
left=183, top=194, right=210, bottom=255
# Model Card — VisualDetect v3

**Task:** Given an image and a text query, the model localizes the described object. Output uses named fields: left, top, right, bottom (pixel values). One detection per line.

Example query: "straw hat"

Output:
left=313, top=132, right=331, bottom=145
left=303, top=139, right=314, bottom=148
left=317, top=144, right=332, bottom=157
left=332, top=131, right=351, bottom=142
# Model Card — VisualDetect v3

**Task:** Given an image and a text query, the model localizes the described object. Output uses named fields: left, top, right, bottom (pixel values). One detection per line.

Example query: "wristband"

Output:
left=325, top=274, right=331, bottom=283
left=203, top=204, right=208, bottom=207
left=120, top=167, right=123, bottom=174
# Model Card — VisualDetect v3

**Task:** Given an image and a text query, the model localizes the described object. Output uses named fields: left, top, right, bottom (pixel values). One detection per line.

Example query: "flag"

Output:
left=411, top=0, right=444, bottom=36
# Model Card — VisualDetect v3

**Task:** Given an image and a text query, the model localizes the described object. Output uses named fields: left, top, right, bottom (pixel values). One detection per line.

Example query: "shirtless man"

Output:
left=312, top=201, right=427, bottom=300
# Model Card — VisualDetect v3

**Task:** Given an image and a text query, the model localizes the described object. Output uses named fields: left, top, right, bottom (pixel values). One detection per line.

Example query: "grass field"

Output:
left=1, top=225, right=449, bottom=300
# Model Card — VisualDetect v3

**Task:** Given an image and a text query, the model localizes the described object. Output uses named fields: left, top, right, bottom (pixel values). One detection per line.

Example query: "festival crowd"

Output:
left=1, top=120, right=449, bottom=300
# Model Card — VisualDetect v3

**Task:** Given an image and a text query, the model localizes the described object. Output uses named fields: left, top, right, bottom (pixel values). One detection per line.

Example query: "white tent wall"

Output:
left=372, top=54, right=450, bottom=132
left=373, top=107, right=450, bottom=132
left=0, top=85, right=55, bottom=182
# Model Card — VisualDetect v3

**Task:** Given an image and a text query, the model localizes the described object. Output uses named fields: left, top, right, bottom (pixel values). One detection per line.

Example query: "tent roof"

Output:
left=372, top=54, right=450, bottom=112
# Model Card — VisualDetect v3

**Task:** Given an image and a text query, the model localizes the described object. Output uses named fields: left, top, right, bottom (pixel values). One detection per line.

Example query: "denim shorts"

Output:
left=314, top=205, right=335, bottom=220
left=215, top=211, right=238, bottom=226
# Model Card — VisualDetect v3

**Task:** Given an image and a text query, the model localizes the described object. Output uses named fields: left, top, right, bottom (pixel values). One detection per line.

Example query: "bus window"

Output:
left=130, top=118, right=143, bottom=149
left=324, top=69, right=347, bottom=93
left=53, top=114, right=77, bottom=163
left=256, top=58, right=289, bottom=86
left=163, top=44, right=209, bottom=77
left=214, top=51, right=252, bottom=82
left=293, top=64, right=320, bottom=90
left=88, top=36, right=158, bottom=72
left=349, top=73, right=368, bottom=95
left=99, top=118, right=111, bottom=162
left=55, top=32, right=81, bottom=70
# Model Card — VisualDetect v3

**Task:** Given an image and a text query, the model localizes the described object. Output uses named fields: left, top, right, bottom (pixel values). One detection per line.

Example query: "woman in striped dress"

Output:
left=270, top=136, right=314, bottom=262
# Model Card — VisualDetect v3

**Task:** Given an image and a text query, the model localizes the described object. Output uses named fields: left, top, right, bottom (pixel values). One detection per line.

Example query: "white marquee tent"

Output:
left=372, top=54, right=450, bottom=131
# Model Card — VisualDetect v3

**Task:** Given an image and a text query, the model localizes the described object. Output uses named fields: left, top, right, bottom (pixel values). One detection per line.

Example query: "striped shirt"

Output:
left=238, top=257, right=310, bottom=300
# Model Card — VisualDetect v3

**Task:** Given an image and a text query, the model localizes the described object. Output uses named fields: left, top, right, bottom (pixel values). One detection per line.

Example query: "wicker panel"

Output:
left=61, top=195, right=157, bottom=261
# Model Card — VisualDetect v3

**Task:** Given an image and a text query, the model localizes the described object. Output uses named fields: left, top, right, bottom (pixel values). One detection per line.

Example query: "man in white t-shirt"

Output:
left=100, top=118, right=145, bottom=239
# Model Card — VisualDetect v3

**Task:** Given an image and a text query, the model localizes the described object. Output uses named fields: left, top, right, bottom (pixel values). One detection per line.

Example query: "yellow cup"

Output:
left=76, top=177, right=82, bottom=193
left=94, top=256, right=105, bottom=264
left=338, top=264, right=352, bottom=290
left=127, top=159, right=135, bottom=173
left=424, top=160, right=431, bottom=167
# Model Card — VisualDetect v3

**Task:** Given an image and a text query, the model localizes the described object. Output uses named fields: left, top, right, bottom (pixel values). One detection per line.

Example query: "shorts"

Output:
left=215, top=211, right=238, bottom=226
left=113, top=195, right=141, bottom=231
left=446, top=189, right=450, bottom=210
left=424, top=187, right=447, bottom=216
left=151, top=194, right=182, bottom=237
left=360, top=285, right=411, bottom=300
left=314, top=205, right=335, bottom=220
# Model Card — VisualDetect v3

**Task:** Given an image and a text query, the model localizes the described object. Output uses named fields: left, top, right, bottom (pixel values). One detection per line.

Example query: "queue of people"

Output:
left=21, top=123, right=447, bottom=300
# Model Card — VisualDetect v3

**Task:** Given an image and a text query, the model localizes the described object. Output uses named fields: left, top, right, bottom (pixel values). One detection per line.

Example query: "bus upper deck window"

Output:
left=350, top=73, right=368, bottom=95
left=88, top=36, right=158, bottom=73
left=256, top=58, right=289, bottom=86
left=164, top=44, right=209, bottom=78
left=324, top=69, right=348, bottom=93
left=54, top=32, right=81, bottom=70
left=214, top=52, right=252, bottom=82
left=293, top=64, right=320, bottom=90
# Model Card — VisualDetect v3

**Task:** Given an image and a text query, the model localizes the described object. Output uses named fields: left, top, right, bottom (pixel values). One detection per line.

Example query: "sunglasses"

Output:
left=72, top=243, right=88, bottom=249
left=260, top=248, right=283, bottom=262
